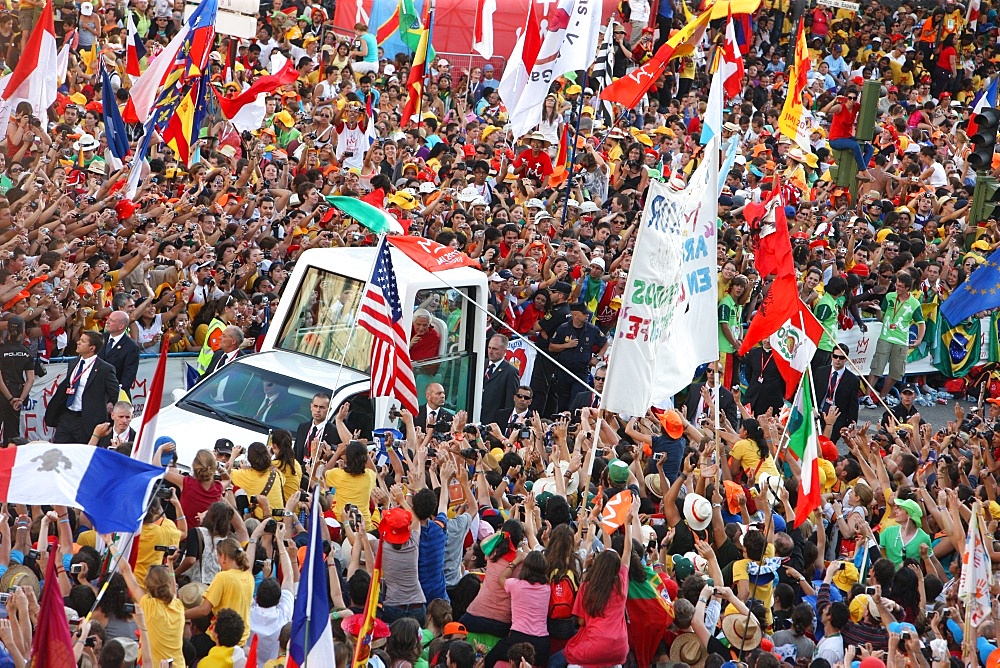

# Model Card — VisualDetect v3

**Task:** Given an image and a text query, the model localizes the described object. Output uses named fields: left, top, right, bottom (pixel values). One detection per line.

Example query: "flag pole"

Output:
left=558, top=71, right=589, bottom=227
left=962, top=501, right=981, bottom=665
left=419, top=269, right=606, bottom=399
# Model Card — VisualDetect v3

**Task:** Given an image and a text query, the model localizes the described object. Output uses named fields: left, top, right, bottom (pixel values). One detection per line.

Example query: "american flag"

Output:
left=358, top=239, right=419, bottom=414
left=591, top=18, right=617, bottom=129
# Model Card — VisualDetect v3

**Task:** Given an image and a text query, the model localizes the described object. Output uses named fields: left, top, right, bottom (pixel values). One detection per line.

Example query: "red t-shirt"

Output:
left=564, top=564, right=629, bottom=668
left=179, top=479, right=224, bottom=529
left=512, top=149, right=553, bottom=181
left=829, top=103, right=860, bottom=141
left=410, top=325, right=440, bottom=361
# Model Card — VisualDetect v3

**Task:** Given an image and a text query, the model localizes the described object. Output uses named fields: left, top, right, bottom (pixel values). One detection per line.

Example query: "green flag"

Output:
left=399, top=0, right=435, bottom=60
left=325, top=196, right=403, bottom=235
left=933, top=313, right=982, bottom=378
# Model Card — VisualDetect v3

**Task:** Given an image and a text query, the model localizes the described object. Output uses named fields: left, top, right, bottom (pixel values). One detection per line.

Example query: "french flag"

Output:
left=966, top=77, right=998, bottom=139
left=287, top=488, right=335, bottom=668
left=125, top=11, right=146, bottom=78
left=0, top=443, right=163, bottom=534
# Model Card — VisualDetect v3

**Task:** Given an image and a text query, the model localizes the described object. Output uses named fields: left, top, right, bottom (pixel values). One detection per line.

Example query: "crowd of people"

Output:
left=2, top=0, right=1000, bottom=666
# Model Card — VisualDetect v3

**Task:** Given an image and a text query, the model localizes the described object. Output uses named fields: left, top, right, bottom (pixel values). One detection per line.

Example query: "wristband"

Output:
left=176, top=515, right=186, bottom=521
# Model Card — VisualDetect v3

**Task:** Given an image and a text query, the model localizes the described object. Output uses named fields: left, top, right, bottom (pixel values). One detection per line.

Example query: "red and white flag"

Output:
left=2, top=0, right=58, bottom=117
left=960, top=503, right=993, bottom=627
left=123, top=18, right=193, bottom=123
left=387, top=235, right=481, bottom=273
left=132, top=336, right=170, bottom=465
left=721, top=11, right=745, bottom=99
left=473, top=0, right=497, bottom=59
left=498, top=0, right=601, bottom=139
left=213, top=61, right=299, bottom=132
left=768, top=302, right=823, bottom=399
left=968, top=0, right=981, bottom=30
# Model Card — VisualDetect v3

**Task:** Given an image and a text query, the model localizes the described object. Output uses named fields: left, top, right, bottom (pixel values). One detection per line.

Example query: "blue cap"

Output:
left=154, top=436, right=175, bottom=448
left=784, top=205, right=797, bottom=218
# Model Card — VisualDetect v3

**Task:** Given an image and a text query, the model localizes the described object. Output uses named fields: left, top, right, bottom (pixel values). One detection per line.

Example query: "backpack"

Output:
left=617, top=0, right=631, bottom=21
left=549, top=574, right=577, bottom=620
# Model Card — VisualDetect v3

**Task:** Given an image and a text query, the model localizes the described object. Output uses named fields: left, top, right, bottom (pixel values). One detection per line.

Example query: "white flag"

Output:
left=498, top=0, right=602, bottom=140
left=649, top=136, right=720, bottom=406
left=603, top=139, right=719, bottom=415
left=959, top=505, right=993, bottom=628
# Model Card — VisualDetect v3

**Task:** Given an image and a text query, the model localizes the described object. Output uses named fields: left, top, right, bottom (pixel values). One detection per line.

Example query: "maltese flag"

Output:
left=473, top=0, right=497, bottom=59
left=721, top=12, right=745, bottom=99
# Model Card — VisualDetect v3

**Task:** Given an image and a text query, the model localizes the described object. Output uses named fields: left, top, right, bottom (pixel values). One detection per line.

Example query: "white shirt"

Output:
left=67, top=356, right=98, bottom=412
left=106, top=333, right=125, bottom=350
left=695, top=385, right=718, bottom=421
left=248, top=589, right=294, bottom=665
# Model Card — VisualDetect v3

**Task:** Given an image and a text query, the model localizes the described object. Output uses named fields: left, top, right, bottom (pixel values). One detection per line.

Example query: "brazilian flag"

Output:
left=989, top=312, right=1000, bottom=363
left=934, top=313, right=983, bottom=377
left=908, top=297, right=939, bottom=363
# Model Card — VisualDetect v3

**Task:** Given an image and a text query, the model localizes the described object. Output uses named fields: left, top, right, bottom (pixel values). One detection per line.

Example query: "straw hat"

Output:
left=0, top=565, right=39, bottom=599
left=178, top=582, right=209, bottom=609
left=722, top=612, right=762, bottom=651
left=669, top=632, right=707, bottom=668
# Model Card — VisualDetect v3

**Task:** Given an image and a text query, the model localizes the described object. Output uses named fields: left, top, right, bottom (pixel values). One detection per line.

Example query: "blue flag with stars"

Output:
left=940, top=246, right=1000, bottom=325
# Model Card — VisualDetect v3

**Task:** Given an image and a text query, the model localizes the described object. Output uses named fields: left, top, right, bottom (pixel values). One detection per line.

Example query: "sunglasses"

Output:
left=595, top=376, right=606, bottom=381
left=832, top=354, right=848, bottom=360
left=515, top=394, right=532, bottom=400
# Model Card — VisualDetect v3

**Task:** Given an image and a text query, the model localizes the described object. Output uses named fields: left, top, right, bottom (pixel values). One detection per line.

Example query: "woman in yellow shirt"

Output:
left=324, top=440, right=377, bottom=530
left=184, top=537, right=256, bottom=646
left=116, top=558, right=186, bottom=667
left=726, top=418, right=780, bottom=483
left=271, top=429, right=303, bottom=504
left=230, top=442, right=286, bottom=520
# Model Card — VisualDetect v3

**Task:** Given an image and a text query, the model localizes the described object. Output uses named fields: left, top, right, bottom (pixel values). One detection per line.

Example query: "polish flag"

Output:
left=968, top=0, right=981, bottom=30
left=213, top=61, right=299, bottom=132
left=721, top=11, right=745, bottom=99
left=473, top=0, right=497, bottom=59
left=125, top=11, right=147, bottom=78
left=2, top=0, right=58, bottom=117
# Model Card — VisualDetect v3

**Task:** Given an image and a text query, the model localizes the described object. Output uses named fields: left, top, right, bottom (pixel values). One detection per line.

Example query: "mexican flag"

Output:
left=788, top=373, right=820, bottom=527
left=769, top=301, right=823, bottom=400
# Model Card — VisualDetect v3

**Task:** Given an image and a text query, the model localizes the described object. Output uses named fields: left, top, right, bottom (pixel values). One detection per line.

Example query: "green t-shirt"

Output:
left=719, top=294, right=741, bottom=354
left=878, top=524, right=932, bottom=567
left=814, top=292, right=841, bottom=352
left=879, top=291, right=924, bottom=346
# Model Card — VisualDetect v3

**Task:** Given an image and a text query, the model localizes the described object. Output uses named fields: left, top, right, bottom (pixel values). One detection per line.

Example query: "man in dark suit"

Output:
left=815, top=343, right=860, bottom=442
left=294, top=393, right=349, bottom=463
left=480, top=335, right=521, bottom=425
left=413, top=382, right=454, bottom=431
left=569, top=366, right=606, bottom=413
left=90, top=401, right=137, bottom=449
left=253, top=378, right=300, bottom=424
left=45, top=330, right=120, bottom=444
left=493, top=385, right=535, bottom=435
left=683, top=361, right=739, bottom=427
left=98, top=311, right=140, bottom=400
left=200, top=326, right=249, bottom=379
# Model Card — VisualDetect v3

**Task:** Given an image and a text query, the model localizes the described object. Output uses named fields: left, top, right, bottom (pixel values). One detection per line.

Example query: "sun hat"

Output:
left=73, top=134, right=100, bottom=152
left=683, top=493, right=712, bottom=531
left=669, top=632, right=707, bottom=667
left=178, top=582, right=209, bottom=609
left=658, top=409, right=684, bottom=438
left=894, top=498, right=923, bottom=527
left=722, top=612, right=762, bottom=651
left=832, top=561, right=860, bottom=591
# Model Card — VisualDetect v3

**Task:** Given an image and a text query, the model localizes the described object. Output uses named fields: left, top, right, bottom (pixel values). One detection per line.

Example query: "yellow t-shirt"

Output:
left=134, top=519, right=182, bottom=591
left=263, top=658, right=287, bottom=668
left=325, top=468, right=377, bottom=530
left=204, top=568, right=255, bottom=645
left=140, top=596, right=186, bottom=667
left=231, top=467, right=287, bottom=520
left=732, top=543, right=777, bottom=624
left=730, top=439, right=780, bottom=482
left=274, top=459, right=303, bottom=505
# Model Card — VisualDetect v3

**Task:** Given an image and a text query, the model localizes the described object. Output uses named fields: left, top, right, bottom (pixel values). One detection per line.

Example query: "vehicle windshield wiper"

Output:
left=183, top=400, right=270, bottom=431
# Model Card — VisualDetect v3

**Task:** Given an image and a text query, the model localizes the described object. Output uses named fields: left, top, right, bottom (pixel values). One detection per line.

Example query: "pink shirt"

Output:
left=505, top=579, right=550, bottom=637
left=465, top=558, right=520, bottom=624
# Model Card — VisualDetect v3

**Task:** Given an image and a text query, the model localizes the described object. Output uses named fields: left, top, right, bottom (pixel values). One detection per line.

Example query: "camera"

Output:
left=865, top=586, right=876, bottom=595
left=71, top=564, right=83, bottom=575
left=509, top=494, right=524, bottom=504
left=154, top=545, right=177, bottom=556
left=518, top=428, right=532, bottom=440
left=84, top=636, right=96, bottom=648
left=653, top=453, right=665, bottom=462
left=388, top=406, right=402, bottom=420
left=264, top=519, right=277, bottom=534
left=460, top=448, right=480, bottom=460
left=123, top=603, right=135, bottom=614
left=156, top=486, right=173, bottom=500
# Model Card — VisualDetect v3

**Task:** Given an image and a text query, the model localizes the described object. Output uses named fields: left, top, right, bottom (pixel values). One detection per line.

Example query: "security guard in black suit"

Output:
left=529, top=282, right=572, bottom=417
left=550, top=303, right=608, bottom=413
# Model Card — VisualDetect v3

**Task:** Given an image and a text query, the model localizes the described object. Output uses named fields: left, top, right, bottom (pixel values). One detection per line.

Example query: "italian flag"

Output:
left=788, top=373, right=820, bottom=527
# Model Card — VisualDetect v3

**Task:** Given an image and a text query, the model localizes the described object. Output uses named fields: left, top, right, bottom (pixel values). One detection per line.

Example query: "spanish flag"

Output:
left=778, top=21, right=811, bottom=153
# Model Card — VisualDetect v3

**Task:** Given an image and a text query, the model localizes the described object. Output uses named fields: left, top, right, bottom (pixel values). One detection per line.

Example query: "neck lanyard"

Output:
left=71, top=357, right=95, bottom=385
